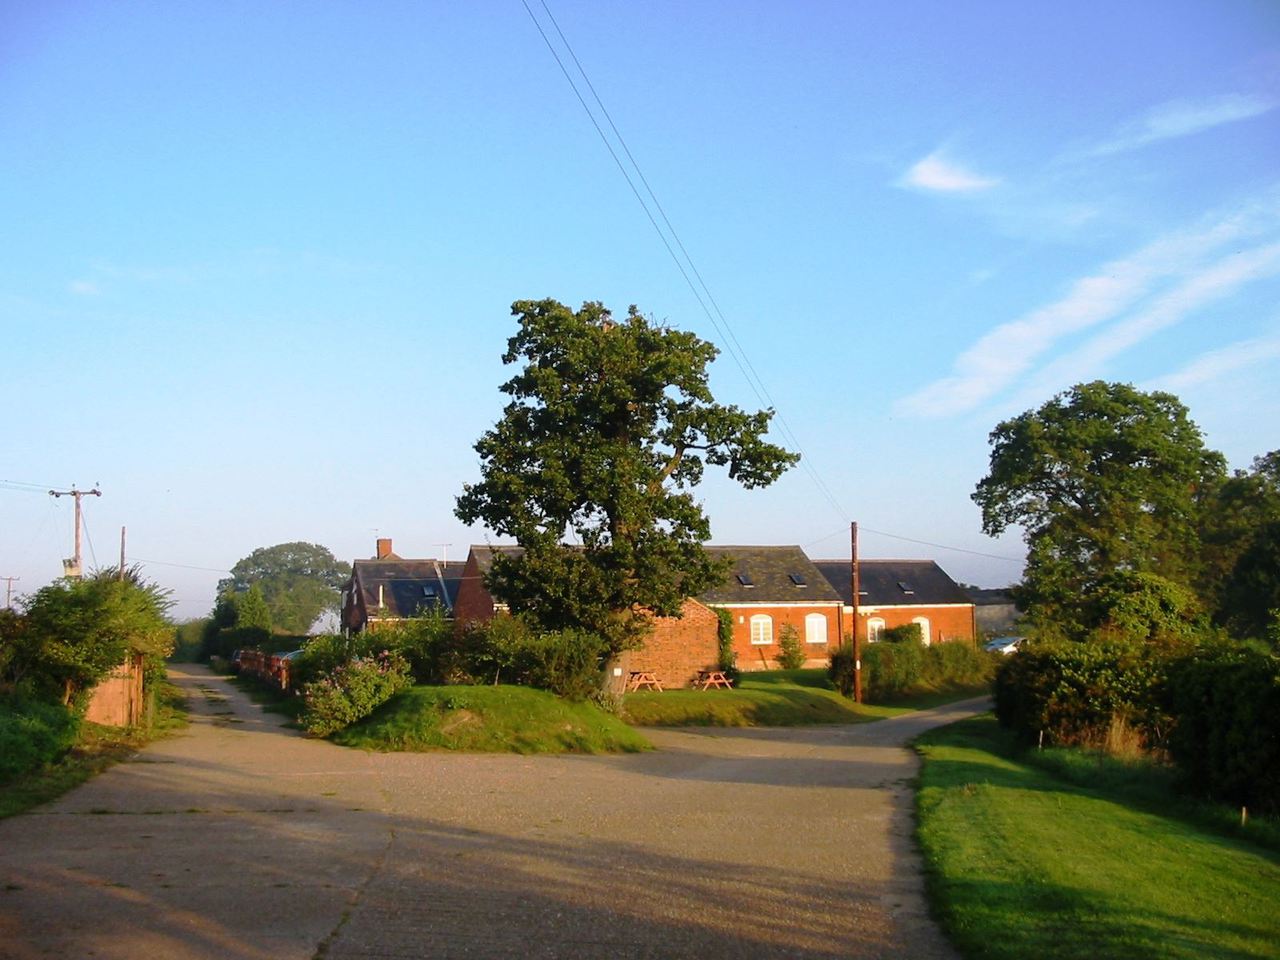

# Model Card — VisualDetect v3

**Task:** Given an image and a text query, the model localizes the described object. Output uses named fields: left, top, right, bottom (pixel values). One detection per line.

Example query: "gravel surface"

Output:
left=0, top=665, right=989, bottom=959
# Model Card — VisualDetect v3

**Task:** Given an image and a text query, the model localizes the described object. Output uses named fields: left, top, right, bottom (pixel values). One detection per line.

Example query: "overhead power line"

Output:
left=522, top=2, right=1021, bottom=567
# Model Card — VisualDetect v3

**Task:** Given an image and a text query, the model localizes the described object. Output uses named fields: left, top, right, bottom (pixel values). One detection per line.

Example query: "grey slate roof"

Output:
left=812, top=559, right=972, bottom=607
left=698, top=546, right=843, bottom=605
left=352, top=558, right=466, bottom=618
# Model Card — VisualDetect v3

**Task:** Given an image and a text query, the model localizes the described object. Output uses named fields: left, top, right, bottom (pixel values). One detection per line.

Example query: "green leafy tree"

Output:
left=1219, top=520, right=1280, bottom=642
left=1200, top=451, right=1280, bottom=617
left=456, top=298, right=798, bottom=657
left=217, top=542, right=347, bottom=634
left=12, top=574, right=173, bottom=705
left=972, top=381, right=1225, bottom=639
left=234, top=584, right=273, bottom=632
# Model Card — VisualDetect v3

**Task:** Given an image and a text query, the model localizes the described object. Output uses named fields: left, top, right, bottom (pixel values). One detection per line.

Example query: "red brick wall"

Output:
left=852, top=605, right=976, bottom=645
left=710, top=603, right=843, bottom=671
left=621, top=599, right=720, bottom=689
left=451, top=552, right=497, bottom=633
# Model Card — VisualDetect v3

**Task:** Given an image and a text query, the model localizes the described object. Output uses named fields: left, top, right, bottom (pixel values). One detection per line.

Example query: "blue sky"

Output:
left=3, top=1, right=1278, bottom=619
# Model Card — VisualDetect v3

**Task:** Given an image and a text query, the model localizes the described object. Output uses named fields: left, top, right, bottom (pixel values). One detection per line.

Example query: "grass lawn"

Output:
left=0, top=678, right=188, bottom=820
left=622, top=668, right=990, bottom=726
left=334, top=684, right=652, bottom=754
left=915, top=715, right=1280, bottom=960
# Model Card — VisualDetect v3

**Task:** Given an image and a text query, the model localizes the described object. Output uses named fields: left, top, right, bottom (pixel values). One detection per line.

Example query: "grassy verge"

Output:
left=622, top=669, right=989, bottom=726
left=915, top=714, right=1280, bottom=960
left=0, top=679, right=188, bottom=820
left=333, top=685, right=651, bottom=754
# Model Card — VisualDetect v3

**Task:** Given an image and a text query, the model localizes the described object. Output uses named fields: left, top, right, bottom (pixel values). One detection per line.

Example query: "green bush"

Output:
left=0, top=695, right=80, bottom=783
left=301, top=651, right=413, bottom=737
left=865, top=639, right=993, bottom=701
left=517, top=628, right=608, bottom=701
left=883, top=623, right=923, bottom=644
left=993, top=639, right=1167, bottom=747
left=777, top=625, right=807, bottom=670
left=1163, top=643, right=1280, bottom=814
left=715, top=608, right=739, bottom=682
left=828, top=641, right=855, bottom=697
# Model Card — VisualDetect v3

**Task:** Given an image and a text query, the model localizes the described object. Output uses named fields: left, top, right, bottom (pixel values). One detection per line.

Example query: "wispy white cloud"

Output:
left=1008, top=241, right=1280, bottom=408
left=68, top=279, right=100, bottom=296
left=899, top=152, right=999, bottom=193
left=894, top=193, right=1280, bottom=419
left=1089, top=93, right=1273, bottom=156
left=1147, top=331, right=1280, bottom=391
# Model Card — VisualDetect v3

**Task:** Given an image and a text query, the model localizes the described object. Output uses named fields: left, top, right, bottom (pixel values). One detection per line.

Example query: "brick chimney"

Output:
left=376, top=538, right=394, bottom=559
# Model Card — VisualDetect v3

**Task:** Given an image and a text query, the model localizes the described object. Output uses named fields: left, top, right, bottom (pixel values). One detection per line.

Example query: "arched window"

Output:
left=804, top=613, right=828, bottom=645
left=867, top=617, right=885, bottom=642
left=750, top=614, right=773, bottom=645
left=913, top=616, right=931, bottom=646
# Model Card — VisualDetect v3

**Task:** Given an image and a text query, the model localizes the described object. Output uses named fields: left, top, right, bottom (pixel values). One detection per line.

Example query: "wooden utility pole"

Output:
left=851, top=521, right=863, bottom=703
left=48, top=486, right=101, bottom=579
left=1, top=576, right=18, bottom=609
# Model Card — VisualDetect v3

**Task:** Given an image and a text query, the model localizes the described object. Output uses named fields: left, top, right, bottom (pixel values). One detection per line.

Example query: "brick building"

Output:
left=698, top=546, right=844, bottom=671
left=452, top=544, right=721, bottom=689
left=812, top=559, right=976, bottom=645
left=341, top=538, right=465, bottom=633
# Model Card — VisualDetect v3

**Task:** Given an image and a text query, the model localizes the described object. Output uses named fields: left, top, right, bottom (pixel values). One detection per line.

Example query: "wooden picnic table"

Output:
left=627, top=671, right=664, bottom=692
left=696, top=670, right=733, bottom=690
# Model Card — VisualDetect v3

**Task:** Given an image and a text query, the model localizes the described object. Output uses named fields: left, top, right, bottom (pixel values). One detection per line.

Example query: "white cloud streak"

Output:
left=1090, top=93, right=1273, bottom=156
left=895, top=193, right=1280, bottom=419
left=1148, top=331, right=1280, bottom=391
left=69, top=279, right=100, bottom=296
left=899, top=152, right=999, bottom=193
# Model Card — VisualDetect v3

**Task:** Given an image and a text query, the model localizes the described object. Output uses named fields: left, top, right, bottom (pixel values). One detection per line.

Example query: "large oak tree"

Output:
left=972, top=381, right=1226, bottom=639
left=456, top=299, right=798, bottom=656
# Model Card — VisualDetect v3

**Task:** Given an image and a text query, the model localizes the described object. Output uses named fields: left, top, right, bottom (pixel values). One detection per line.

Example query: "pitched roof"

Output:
left=466, top=544, right=523, bottom=576
left=812, top=559, right=972, bottom=607
left=351, top=558, right=467, bottom=618
left=698, top=546, right=842, bottom=605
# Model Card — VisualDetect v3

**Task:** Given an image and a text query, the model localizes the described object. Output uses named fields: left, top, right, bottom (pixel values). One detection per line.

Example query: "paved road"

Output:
left=0, top=666, right=989, bottom=959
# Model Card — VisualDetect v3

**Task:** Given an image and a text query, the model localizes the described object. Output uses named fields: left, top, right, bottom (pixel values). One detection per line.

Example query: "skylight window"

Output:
left=736, top=573, right=754, bottom=587
left=897, top=581, right=914, bottom=595
left=789, top=573, right=807, bottom=586
left=423, top=585, right=437, bottom=597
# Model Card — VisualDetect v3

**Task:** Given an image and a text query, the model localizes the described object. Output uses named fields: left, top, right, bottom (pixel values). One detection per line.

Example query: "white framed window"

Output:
left=750, top=614, right=773, bottom=645
left=913, top=616, right=931, bottom=646
left=867, top=618, right=886, bottom=642
left=804, top=613, right=828, bottom=644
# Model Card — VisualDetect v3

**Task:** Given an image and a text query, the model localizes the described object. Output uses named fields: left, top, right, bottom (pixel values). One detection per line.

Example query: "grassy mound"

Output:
left=623, top=670, right=879, bottom=726
left=915, top=715, right=1280, bottom=960
left=332, top=685, right=651, bottom=754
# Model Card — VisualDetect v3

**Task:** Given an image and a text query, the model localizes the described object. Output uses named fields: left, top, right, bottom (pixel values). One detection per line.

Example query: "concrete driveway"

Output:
left=0, top=666, right=989, bottom=959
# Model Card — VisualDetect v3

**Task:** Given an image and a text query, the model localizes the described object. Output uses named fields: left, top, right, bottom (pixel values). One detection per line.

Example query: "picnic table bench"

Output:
left=695, top=669, right=733, bottom=690
left=627, top=670, right=664, bottom=692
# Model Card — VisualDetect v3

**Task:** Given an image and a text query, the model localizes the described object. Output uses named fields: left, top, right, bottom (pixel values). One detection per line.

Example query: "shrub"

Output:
left=1163, top=643, right=1280, bottom=813
left=883, top=623, right=923, bottom=644
left=517, top=628, right=607, bottom=701
left=301, top=651, right=413, bottom=737
left=993, top=639, right=1166, bottom=748
left=864, top=639, right=925, bottom=696
left=828, top=640, right=855, bottom=697
left=864, top=639, right=993, bottom=701
left=0, top=695, right=80, bottom=783
left=777, top=625, right=807, bottom=670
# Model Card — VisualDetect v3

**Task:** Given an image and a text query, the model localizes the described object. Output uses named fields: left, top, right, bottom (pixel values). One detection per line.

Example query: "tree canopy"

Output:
left=217, top=542, right=347, bottom=634
left=7, top=572, right=173, bottom=705
left=455, top=298, right=798, bottom=655
left=972, top=381, right=1225, bottom=638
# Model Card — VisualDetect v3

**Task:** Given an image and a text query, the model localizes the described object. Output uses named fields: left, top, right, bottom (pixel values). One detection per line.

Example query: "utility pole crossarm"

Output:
left=48, top=486, right=102, bottom=580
